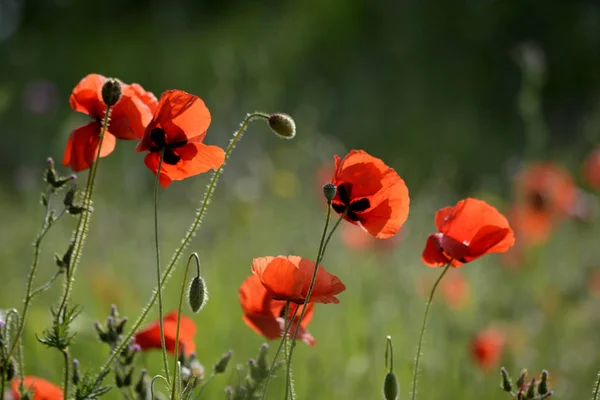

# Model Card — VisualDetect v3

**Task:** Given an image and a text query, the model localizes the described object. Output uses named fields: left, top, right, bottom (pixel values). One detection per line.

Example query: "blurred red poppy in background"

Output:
left=330, top=150, right=409, bottom=239
left=252, top=256, right=346, bottom=304
left=583, top=147, right=600, bottom=190
left=134, top=311, right=196, bottom=355
left=11, top=377, right=63, bottom=400
left=470, top=328, right=504, bottom=370
left=239, top=275, right=315, bottom=346
left=510, top=163, right=577, bottom=244
left=422, top=198, right=515, bottom=268
left=63, top=73, right=157, bottom=172
left=417, top=270, right=471, bottom=309
left=136, top=90, right=225, bottom=187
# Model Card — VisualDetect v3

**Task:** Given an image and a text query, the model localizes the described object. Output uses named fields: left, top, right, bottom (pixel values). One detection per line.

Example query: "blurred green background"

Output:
left=2, top=0, right=600, bottom=399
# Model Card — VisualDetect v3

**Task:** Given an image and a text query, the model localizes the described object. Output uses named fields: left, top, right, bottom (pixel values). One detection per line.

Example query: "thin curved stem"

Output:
left=100, top=112, right=269, bottom=375
left=410, top=263, right=451, bottom=400
left=153, top=149, right=170, bottom=382
left=593, top=370, right=600, bottom=400
left=385, top=336, right=394, bottom=372
left=260, top=302, right=295, bottom=400
left=170, top=253, right=198, bottom=399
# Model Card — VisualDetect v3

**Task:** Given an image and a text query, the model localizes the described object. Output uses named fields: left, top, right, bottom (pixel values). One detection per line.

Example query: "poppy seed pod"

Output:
left=101, top=78, right=122, bottom=107
left=383, top=372, right=398, bottom=400
left=323, top=183, right=337, bottom=203
left=268, top=113, right=296, bottom=139
left=188, top=276, right=207, bottom=313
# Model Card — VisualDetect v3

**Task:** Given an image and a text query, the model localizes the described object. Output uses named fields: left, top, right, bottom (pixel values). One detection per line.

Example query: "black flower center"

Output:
left=331, top=183, right=371, bottom=221
left=150, top=128, right=188, bottom=165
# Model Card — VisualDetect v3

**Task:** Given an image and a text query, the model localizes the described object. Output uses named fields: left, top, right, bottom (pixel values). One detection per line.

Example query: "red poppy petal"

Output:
left=442, top=198, right=511, bottom=244
left=62, top=122, right=116, bottom=172
left=128, top=83, right=159, bottom=113
left=422, top=234, right=451, bottom=267
left=332, top=150, right=389, bottom=199
left=154, top=143, right=225, bottom=187
left=239, top=274, right=282, bottom=318
left=12, top=377, right=63, bottom=400
left=253, top=257, right=304, bottom=301
left=156, top=90, right=211, bottom=142
left=467, top=226, right=514, bottom=259
left=144, top=152, right=173, bottom=188
left=242, top=314, right=283, bottom=340
left=434, top=206, right=455, bottom=231
left=109, top=86, right=155, bottom=140
left=69, top=74, right=106, bottom=118
left=290, top=302, right=314, bottom=328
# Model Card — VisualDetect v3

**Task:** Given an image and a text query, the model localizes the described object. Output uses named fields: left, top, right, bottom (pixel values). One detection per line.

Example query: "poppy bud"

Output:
left=268, top=113, right=296, bottom=139
left=63, top=185, right=77, bottom=208
left=257, top=343, right=269, bottom=372
left=72, top=359, right=81, bottom=385
left=94, top=321, right=109, bottom=343
left=188, top=276, right=207, bottom=313
left=538, top=370, right=549, bottom=395
left=323, top=183, right=336, bottom=203
left=525, top=378, right=536, bottom=399
left=123, top=367, right=134, bottom=386
left=383, top=372, right=399, bottom=400
left=45, top=158, right=58, bottom=186
left=214, top=350, right=233, bottom=374
left=516, top=368, right=528, bottom=389
left=500, top=367, right=513, bottom=392
left=135, top=369, right=148, bottom=397
left=101, top=78, right=122, bottom=107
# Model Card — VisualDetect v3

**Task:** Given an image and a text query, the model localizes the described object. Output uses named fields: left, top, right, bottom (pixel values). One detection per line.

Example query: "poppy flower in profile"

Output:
left=63, top=73, right=157, bottom=172
left=422, top=198, right=515, bottom=268
left=583, top=147, right=600, bottom=190
left=11, top=377, right=63, bottom=400
left=510, top=163, right=577, bottom=244
left=251, top=256, right=346, bottom=304
left=470, top=328, right=504, bottom=370
left=329, top=150, right=409, bottom=239
left=134, top=311, right=196, bottom=355
left=136, top=90, right=225, bottom=188
left=239, top=275, right=315, bottom=346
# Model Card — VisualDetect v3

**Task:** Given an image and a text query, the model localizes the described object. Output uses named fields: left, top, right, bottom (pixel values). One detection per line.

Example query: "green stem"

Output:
left=593, top=370, right=600, bottom=400
left=99, top=112, right=269, bottom=375
left=385, top=336, right=394, bottom=372
left=260, top=302, right=295, bottom=400
left=62, top=349, right=70, bottom=400
left=194, top=373, right=215, bottom=400
left=153, top=149, right=170, bottom=382
left=170, top=253, right=199, bottom=399
left=285, top=206, right=347, bottom=400
left=410, top=263, right=451, bottom=400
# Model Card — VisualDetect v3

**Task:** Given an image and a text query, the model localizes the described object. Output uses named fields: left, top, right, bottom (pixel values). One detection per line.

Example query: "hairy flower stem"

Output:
left=100, top=112, right=270, bottom=374
left=0, top=190, right=68, bottom=400
left=153, top=149, right=171, bottom=382
left=62, top=349, right=70, bottom=400
left=170, top=253, right=199, bottom=399
left=284, top=207, right=346, bottom=400
left=260, top=302, right=296, bottom=400
left=593, top=370, right=600, bottom=400
left=410, top=262, right=451, bottom=400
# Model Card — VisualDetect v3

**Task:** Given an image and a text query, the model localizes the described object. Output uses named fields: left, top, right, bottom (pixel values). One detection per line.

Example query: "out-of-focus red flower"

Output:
left=422, top=198, right=515, bottom=268
left=583, top=147, right=600, bottom=190
left=330, top=150, right=410, bottom=239
left=416, top=271, right=471, bottom=309
left=63, top=73, right=157, bottom=172
left=251, top=256, right=346, bottom=304
left=340, top=223, right=403, bottom=253
left=470, top=328, right=504, bottom=370
left=239, top=275, right=315, bottom=346
left=11, top=377, right=63, bottom=400
left=589, top=269, right=600, bottom=298
left=134, top=311, right=196, bottom=355
left=136, top=90, right=225, bottom=188
left=511, top=163, right=577, bottom=244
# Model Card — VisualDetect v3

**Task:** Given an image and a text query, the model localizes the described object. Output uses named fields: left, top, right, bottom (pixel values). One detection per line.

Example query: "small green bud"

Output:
left=516, top=368, right=528, bottom=389
left=123, top=367, right=134, bottom=387
left=188, top=276, right=207, bottom=313
left=257, top=343, right=269, bottom=372
left=135, top=369, right=148, bottom=397
left=63, top=185, right=77, bottom=207
left=383, top=372, right=399, bottom=400
left=525, top=378, right=536, bottom=399
left=214, top=351, right=233, bottom=374
left=500, top=367, right=513, bottom=392
left=538, top=370, right=549, bottom=395
left=101, top=78, right=122, bottom=107
left=268, top=113, right=296, bottom=139
left=72, top=359, right=81, bottom=385
left=323, top=183, right=337, bottom=203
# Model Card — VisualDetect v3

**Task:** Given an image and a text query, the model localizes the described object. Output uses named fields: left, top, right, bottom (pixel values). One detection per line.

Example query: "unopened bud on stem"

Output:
left=323, top=183, right=336, bottom=203
left=101, top=78, right=122, bottom=107
left=268, top=113, right=296, bottom=139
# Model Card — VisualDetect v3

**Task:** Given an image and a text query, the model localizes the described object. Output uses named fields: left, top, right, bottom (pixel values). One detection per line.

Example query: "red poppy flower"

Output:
left=134, top=311, right=196, bottom=355
left=63, top=73, right=157, bottom=172
left=510, top=163, right=577, bottom=244
left=136, top=90, right=225, bottom=188
left=470, top=328, right=504, bottom=370
left=239, top=275, right=315, bottom=346
left=11, top=377, right=63, bottom=400
left=330, top=150, right=409, bottom=239
left=251, top=256, right=346, bottom=304
left=422, top=198, right=515, bottom=268
left=583, top=147, right=600, bottom=190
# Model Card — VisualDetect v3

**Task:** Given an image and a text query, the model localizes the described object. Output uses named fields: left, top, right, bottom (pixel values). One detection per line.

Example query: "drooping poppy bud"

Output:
left=383, top=372, right=399, bottom=400
left=188, top=276, right=207, bottom=313
left=268, top=113, right=296, bottom=139
left=101, top=78, right=122, bottom=107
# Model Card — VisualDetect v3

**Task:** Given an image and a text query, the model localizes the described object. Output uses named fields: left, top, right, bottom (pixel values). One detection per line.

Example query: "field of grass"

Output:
left=1, top=121, right=599, bottom=399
